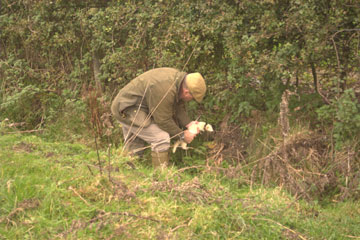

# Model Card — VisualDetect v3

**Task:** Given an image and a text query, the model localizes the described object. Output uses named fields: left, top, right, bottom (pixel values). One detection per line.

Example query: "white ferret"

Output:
left=172, top=122, right=214, bottom=153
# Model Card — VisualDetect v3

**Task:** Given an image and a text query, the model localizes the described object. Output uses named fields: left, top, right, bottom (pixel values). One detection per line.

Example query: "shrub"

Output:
left=317, top=89, right=360, bottom=149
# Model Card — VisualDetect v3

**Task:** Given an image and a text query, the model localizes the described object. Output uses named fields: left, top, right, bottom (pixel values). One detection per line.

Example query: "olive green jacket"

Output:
left=111, top=68, right=191, bottom=137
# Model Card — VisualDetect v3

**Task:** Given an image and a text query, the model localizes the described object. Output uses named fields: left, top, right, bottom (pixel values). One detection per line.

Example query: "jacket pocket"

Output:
left=124, top=107, right=151, bottom=128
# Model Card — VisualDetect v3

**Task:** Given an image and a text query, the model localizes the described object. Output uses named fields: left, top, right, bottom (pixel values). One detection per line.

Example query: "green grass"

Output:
left=1, top=133, right=360, bottom=239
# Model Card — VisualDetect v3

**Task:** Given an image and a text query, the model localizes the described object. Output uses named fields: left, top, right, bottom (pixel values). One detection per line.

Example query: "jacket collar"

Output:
left=176, top=71, right=187, bottom=102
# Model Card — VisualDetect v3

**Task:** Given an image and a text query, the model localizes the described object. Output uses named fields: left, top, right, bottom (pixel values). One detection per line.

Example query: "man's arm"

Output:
left=147, top=85, right=183, bottom=137
left=175, top=101, right=192, bottom=128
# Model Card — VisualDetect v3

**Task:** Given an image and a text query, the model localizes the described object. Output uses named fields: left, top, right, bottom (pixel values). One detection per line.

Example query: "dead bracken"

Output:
left=206, top=91, right=360, bottom=201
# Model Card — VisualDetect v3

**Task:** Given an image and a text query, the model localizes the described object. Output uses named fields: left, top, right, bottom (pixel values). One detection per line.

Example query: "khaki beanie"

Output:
left=185, top=73, right=206, bottom=103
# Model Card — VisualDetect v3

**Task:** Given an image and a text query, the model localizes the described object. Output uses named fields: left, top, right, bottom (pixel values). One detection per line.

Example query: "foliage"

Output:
left=333, top=89, right=360, bottom=147
left=317, top=89, right=360, bottom=149
left=0, top=0, right=359, bottom=206
left=43, top=90, right=90, bottom=142
left=0, top=85, right=48, bottom=127
left=1, top=0, right=359, bottom=129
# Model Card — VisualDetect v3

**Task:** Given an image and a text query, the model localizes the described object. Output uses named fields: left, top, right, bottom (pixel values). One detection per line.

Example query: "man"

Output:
left=111, top=67, right=206, bottom=168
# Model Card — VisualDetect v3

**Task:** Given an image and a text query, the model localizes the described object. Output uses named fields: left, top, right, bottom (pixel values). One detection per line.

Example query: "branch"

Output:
left=331, top=28, right=360, bottom=74
left=253, top=217, right=307, bottom=240
left=69, top=186, right=91, bottom=207
left=4, top=129, right=44, bottom=134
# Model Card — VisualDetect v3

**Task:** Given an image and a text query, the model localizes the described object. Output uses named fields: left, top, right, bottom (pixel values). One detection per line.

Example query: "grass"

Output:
left=1, top=133, right=360, bottom=239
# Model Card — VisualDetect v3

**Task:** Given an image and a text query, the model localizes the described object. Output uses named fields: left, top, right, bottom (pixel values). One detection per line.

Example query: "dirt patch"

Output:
left=0, top=198, right=40, bottom=226
left=57, top=210, right=158, bottom=239
left=150, top=177, right=219, bottom=204
left=44, top=152, right=56, bottom=158
left=18, top=198, right=40, bottom=209
left=76, top=175, right=137, bottom=203
left=12, top=142, right=35, bottom=153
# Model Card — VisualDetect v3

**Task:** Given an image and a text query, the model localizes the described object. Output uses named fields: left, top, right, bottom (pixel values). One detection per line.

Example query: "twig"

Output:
left=0, top=208, right=24, bottom=224
left=87, top=164, right=94, bottom=176
left=208, top=143, right=224, bottom=165
left=170, top=224, right=188, bottom=232
left=94, top=133, right=103, bottom=175
left=4, top=129, right=44, bottom=134
left=57, top=177, right=84, bottom=186
left=109, top=211, right=160, bottom=223
left=172, top=165, right=204, bottom=176
left=257, top=138, right=327, bottom=177
left=107, top=144, right=112, bottom=182
left=256, top=139, right=305, bottom=179
left=343, top=235, right=360, bottom=239
left=68, top=186, right=91, bottom=207
left=122, top=80, right=151, bottom=154
left=346, top=146, right=352, bottom=188
left=181, top=41, right=199, bottom=71
left=331, top=28, right=360, bottom=98
left=253, top=217, right=307, bottom=240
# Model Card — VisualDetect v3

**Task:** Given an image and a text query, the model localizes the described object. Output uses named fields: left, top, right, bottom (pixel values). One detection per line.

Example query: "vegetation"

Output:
left=1, top=0, right=359, bottom=238
left=1, top=133, right=360, bottom=239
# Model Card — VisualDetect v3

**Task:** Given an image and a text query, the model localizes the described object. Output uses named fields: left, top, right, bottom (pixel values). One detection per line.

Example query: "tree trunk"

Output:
left=310, top=61, right=318, bottom=92
left=93, top=50, right=102, bottom=93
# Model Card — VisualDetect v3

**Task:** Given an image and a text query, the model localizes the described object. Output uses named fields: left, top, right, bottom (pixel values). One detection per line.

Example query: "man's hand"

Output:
left=183, top=129, right=196, bottom=144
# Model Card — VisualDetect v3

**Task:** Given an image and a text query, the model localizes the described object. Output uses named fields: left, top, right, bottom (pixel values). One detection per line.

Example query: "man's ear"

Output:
left=183, top=87, right=191, bottom=94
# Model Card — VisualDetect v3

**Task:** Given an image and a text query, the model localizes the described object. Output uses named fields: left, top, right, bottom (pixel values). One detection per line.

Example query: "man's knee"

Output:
left=151, top=131, right=170, bottom=152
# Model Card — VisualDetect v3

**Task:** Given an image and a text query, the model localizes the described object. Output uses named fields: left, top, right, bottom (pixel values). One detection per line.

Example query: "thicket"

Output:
left=1, top=0, right=359, bottom=199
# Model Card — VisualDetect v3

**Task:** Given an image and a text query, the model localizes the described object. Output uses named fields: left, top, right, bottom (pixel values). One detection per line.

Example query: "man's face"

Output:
left=180, top=86, right=194, bottom=102
left=180, top=77, right=196, bottom=102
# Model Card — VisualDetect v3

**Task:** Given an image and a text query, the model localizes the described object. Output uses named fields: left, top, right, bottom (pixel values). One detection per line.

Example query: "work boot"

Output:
left=151, top=151, right=169, bottom=168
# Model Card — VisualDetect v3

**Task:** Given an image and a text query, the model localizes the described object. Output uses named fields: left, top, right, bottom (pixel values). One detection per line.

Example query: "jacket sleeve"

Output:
left=147, top=85, right=183, bottom=137
left=175, top=101, right=191, bottom=128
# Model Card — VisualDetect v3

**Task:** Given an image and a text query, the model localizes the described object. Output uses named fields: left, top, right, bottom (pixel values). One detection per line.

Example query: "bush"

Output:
left=0, top=85, right=43, bottom=127
left=317, top=89, right=360, bottom=149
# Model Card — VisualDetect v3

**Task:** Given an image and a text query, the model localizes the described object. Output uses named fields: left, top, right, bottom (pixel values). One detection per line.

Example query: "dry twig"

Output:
left=68, top=186, right=91, bottom=207
left=253, top=217, right=307, bottom=240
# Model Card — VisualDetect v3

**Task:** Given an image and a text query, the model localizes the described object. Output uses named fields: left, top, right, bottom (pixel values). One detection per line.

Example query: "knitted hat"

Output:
left=185, top=73, right=206, bottom=103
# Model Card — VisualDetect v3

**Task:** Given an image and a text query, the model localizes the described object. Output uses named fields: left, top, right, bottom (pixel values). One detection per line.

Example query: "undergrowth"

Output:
left=1, top=133, right=360, bottom=239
